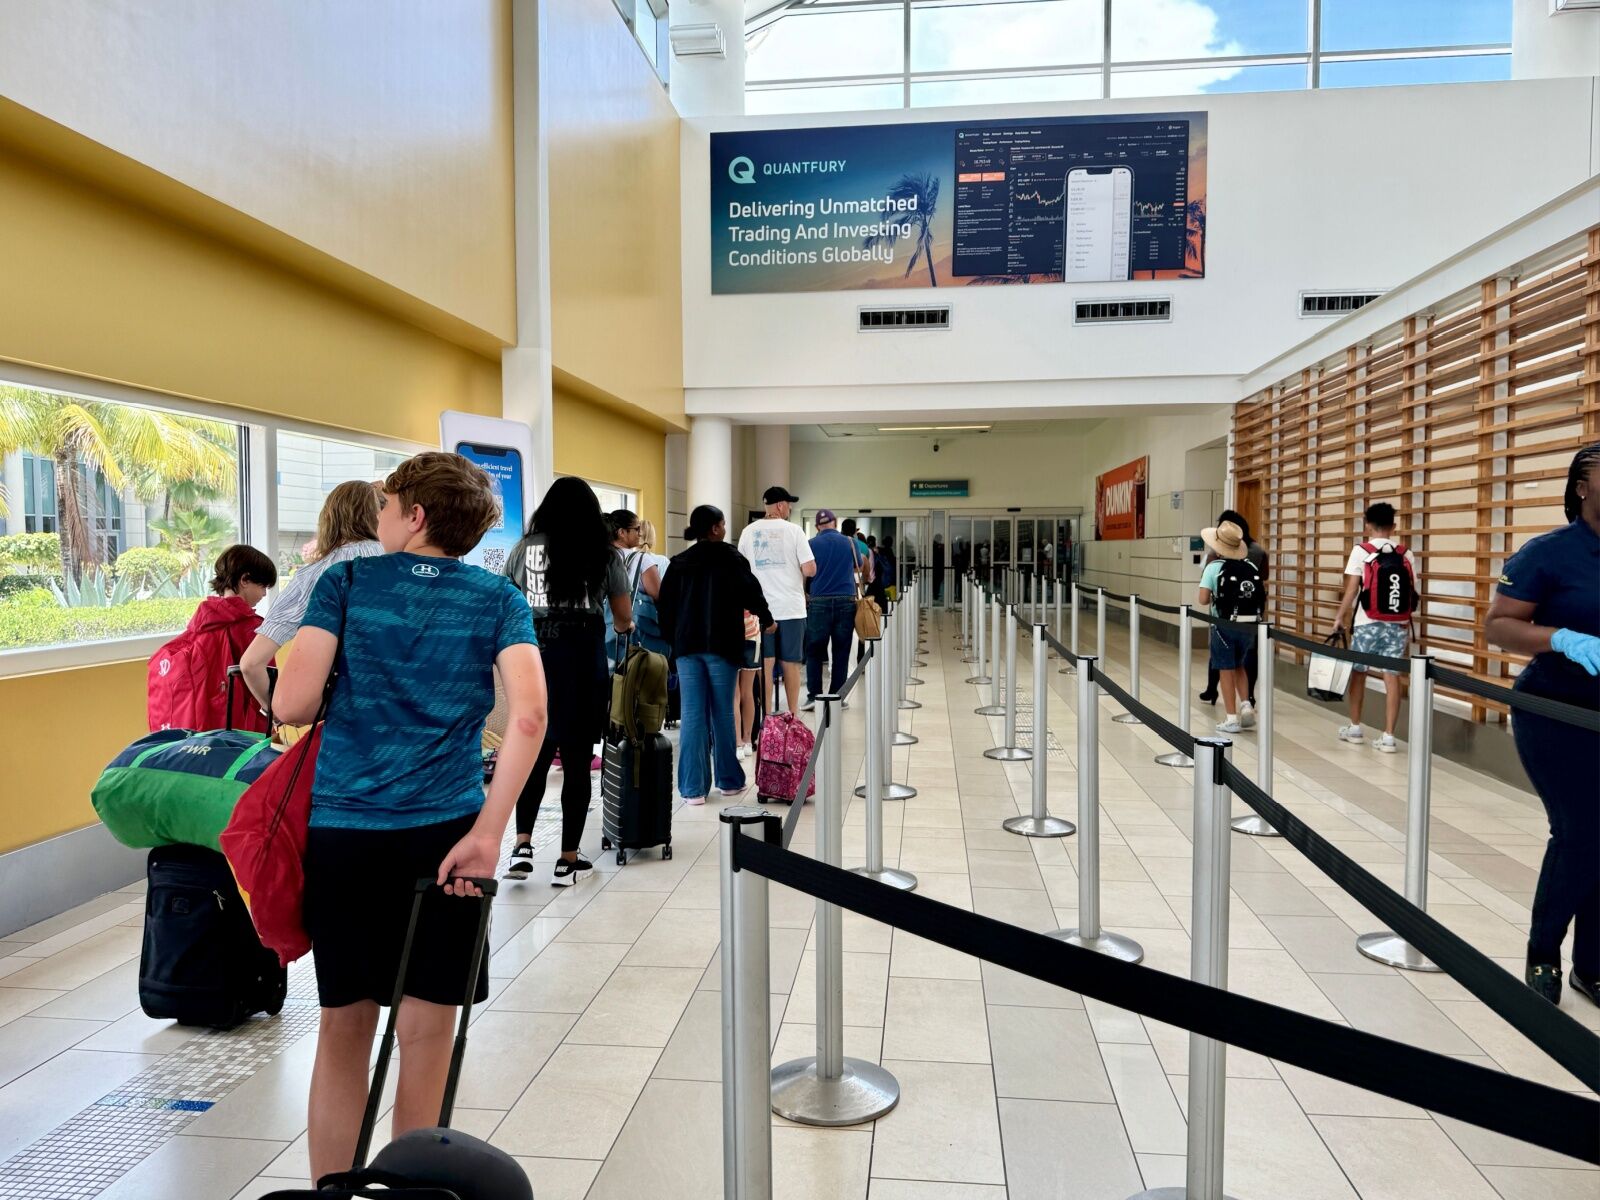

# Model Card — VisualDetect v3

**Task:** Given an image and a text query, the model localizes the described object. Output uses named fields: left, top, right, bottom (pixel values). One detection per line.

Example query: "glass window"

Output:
left=1111, top=60, right=1307, bottom=96
left=1320, top=0, right=1511, bottom=53
left=746, top=83, right=906, bottom=114
left=1320, top=53, right=1511, bottom=89
left=1112, top=0, right=1308, bottom=61
left=586, top=481, right=639, bottom=518
left=911, top=0, right=1102, bottom=73
left=274, top=431, right=406, bottom=573
left=634, top=0, right=659, bottom=66
left=1, top=380, right=243, bottom=654
left=746, top=8, right=906, bottom=81
left=911, top=71, right=1102, bottom=107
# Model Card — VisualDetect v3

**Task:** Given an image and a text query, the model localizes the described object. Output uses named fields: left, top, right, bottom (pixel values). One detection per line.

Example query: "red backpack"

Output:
left=148, top=596, right=266, bottom=733
left=1358, top=542, right=1418, bottom=623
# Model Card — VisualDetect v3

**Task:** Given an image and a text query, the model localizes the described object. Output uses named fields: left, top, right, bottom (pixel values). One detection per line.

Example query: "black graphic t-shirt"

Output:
left=506, top=532, right=627, bottom=620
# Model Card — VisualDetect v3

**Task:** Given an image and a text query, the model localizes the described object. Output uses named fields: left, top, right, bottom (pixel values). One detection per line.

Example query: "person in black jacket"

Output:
left=657, top=505, right=772, bottom=805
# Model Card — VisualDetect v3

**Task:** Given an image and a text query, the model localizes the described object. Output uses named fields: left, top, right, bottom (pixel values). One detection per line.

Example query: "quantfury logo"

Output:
left=412, top=563, right=441, bottom=579
left=729, top=155, right=848, bottom=185
left=729, top=156, right=755, bottom=184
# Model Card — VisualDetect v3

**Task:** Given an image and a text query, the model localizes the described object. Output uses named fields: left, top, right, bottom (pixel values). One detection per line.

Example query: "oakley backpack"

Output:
left=1357, top=542, right=1417, bottom=623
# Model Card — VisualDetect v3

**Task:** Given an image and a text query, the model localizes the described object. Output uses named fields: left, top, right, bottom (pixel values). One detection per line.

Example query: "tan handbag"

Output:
left=854, top=590, right=882, bottom=640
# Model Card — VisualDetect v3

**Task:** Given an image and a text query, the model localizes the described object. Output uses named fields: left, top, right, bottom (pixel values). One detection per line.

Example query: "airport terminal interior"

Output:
left=0, top=1, right=1597, bottom=1197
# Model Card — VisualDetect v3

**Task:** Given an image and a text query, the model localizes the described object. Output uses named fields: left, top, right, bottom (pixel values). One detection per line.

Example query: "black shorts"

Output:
left=304, top=812, right=491, bottom=1009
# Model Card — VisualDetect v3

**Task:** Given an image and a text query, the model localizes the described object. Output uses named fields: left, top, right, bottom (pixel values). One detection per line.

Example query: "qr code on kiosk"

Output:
left=482, top=547, right=507, bottom=575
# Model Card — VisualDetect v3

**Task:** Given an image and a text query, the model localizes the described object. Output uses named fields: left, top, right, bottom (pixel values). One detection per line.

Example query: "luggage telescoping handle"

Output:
left=224, top=664, right=277, bottom=733
left=351, top=876, right=499, bottom=1170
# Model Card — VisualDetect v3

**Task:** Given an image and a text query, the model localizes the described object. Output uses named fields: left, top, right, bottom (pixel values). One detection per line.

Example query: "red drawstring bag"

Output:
left=220, top=723, right=323, bottom=967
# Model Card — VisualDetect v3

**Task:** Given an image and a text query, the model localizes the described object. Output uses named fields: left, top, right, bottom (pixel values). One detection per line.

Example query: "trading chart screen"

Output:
left=951, top=119, right=1191, bottom=281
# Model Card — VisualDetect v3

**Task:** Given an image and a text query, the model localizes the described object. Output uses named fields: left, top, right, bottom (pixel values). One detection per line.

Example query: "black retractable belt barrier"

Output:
left=1220, top=759, right=1600, bottom=1093
left=1429, top=663, right=1600, bottom=732
left=1102, top=589, right=1133, bottom=604
left=731, top=835, right=1599, bottom=1164
left=1269, top=626, right=1410, bottom=673
left=839, top=642, right=872, bottom=703
left=779, top=709, right=826, bottom=850
left=1136, top=597, right=1183, bottom=615
left=1042, top=627, right=1078, bottom=665
left=1090, top=662, right=1196, bottom=756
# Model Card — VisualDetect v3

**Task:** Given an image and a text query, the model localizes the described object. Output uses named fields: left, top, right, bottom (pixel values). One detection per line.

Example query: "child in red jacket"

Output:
left=147, top=544, right=277, bottom=732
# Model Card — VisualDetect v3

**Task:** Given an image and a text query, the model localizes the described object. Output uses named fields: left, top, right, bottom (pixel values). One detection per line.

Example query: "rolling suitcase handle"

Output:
left=225, top=664, right=277, bottom=733
left=351, top=876, right=498, bottom=1170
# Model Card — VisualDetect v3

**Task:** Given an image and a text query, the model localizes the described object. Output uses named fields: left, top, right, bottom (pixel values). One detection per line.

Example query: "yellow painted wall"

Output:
left=545, top=0, right=685, bottom=430
left=0, top=0, right=515, bottom=343
left=554, top=388, right=667, bottom=539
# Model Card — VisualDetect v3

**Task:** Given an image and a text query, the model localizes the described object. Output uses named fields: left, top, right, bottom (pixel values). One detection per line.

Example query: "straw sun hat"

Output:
left=1201, top=520, right=1248, bottom=560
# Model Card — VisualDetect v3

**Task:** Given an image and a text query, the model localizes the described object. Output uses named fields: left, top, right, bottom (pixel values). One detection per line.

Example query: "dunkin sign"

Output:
left=1095, top=456, right=1148, bottom=541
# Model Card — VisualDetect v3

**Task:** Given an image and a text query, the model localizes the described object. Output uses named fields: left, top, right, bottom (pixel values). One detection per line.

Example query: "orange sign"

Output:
left=1095, top=456, right=1148, bottom=540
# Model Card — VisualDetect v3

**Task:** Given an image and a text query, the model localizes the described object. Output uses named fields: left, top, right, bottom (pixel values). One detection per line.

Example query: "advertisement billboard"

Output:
left=1095, top=456, right=1148, bottom=541
left=710, top=112, right=1207, bottom=295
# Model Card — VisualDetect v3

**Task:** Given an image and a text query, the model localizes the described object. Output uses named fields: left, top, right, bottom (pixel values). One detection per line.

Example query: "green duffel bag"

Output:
left=92, top=728, right=281, bottom=853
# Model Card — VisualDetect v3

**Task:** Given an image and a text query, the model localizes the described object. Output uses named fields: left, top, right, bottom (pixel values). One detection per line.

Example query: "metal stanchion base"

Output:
left=961, top=655, right=978, bottom=663
left=1356, top=932, right=1443, bottom=972
left=1111, top=712, right=1143, bottom=725
left=1050, top=929, right=1145, bottom=963
left=1059, top=663, right=1077, bottom=674
left=851, top=865, right=918, bottom=891
left=892, top=731, right=919, bottom=746
left=1154, top=750, right=1194, bottom=768
left=770, top=1057, right=901, bottom=1126
left=1003, top=814, right=1076, bottom=838
left=899, top=698, right=922, bottom=709
left=975, top=703, right=1005, bottom=715
left=856, top=782, right=919, bottom=800
left=1128, top=1189, right=1242, bottom=1200
left=1231, top=814, right=1282, bottom=837
left=966, top=674, right=993, bottom=685
left=984, top=746, right=1033, bottom=761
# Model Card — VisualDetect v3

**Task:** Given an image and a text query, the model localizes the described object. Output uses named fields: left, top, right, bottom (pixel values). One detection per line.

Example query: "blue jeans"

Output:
left=677, top=653, right=744, bottom=799
left=806, top=595, right=856, bottom=699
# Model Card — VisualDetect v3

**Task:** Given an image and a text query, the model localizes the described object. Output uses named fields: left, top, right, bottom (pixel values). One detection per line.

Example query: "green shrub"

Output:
left=0, top=596, right=201, bottom=650
left=0, top=576, right=55, bottom=600
left=0, top=532, right=61, bottom=574
left=112, top=546, right=188, bottom=591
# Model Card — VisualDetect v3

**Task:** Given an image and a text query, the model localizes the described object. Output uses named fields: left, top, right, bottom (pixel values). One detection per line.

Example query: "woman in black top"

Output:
left=503, top=477, right=632, bottom=885
left=1199, top=508, right=1269, bottom=705
left=657, top=505, right=772, bottom=804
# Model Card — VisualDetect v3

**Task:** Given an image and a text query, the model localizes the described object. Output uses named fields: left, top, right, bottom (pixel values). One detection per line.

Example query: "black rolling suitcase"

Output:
left=600, top=731, right=673, bottom=865
left=140, top=842, right=286, bottom=1028
left=263, top=878, right=531, bottom=1200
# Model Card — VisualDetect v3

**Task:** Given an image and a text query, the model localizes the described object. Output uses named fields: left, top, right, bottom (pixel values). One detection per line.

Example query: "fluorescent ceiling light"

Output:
left=877, top=424, right=993, bottom=432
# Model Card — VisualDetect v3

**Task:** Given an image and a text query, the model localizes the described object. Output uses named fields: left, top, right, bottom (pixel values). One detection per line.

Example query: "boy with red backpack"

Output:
left=1334, top=502, right=1419, bottom=752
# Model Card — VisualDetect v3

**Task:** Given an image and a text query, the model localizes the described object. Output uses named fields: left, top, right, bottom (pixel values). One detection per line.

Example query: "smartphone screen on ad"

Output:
left=454, top=442, right=524, bottom=576
left=1063, top=166, right=1132, bottom=282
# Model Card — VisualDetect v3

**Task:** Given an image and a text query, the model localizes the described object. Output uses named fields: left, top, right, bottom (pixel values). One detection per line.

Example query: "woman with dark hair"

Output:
left=504, top=478, right=633, bottom=885
left=1486, top=442, right=1600, bottom=1007
left=1198, top=508, right=1269, bottom=706
left=657, top=505, right=772, bottom=805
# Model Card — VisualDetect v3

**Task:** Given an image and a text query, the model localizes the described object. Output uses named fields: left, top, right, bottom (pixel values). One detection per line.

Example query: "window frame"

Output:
left=0, top=359, right=428, bottom=680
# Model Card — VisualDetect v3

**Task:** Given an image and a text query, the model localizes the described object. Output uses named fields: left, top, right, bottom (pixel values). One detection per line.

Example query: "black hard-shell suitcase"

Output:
left=262, top=878, right=532, bottom=1200
left=139, top=843, right=286, bottom=1028
left=600, top=731, right=672, bottom=865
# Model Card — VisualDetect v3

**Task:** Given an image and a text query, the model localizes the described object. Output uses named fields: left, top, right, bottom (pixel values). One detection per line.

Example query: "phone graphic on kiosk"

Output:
left=1063, top=165, right=1132, bottom=282
left=454, top=442, right=525, bottom=576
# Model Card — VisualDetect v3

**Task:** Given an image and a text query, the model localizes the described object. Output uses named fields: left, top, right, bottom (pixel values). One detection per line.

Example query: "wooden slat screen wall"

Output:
left=1234, top=227, right=1600, bottom=721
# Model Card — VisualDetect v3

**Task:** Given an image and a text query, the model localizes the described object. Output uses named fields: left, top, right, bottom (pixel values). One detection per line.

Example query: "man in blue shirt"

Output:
left=805, top=509, right=865, bottom=707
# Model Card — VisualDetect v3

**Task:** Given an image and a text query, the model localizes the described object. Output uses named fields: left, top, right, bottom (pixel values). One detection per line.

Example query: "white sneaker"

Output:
left=717, top=785, right=749, bottom=799
left=736, top=744, right=750, bottom=761
left=1338, top=724, right=1365, bottom=745
left=1238, top=702, right=1256, bottom=729
left=1374, top=733, right=1398, bottom=753
left=1216, top=716, right=1243, bottom=734
left=684, top=795, right=707, bottom=807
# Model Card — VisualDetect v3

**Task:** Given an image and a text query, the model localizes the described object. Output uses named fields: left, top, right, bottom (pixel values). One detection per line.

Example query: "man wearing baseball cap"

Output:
left=737, top=486, right=816, bottom=715
left=805, top=509, right=867, bottom=709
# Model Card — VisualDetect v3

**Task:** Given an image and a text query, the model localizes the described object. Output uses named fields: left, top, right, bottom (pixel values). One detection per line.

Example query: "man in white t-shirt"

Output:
left=1333, top=501, right=1420, bottom=753
left=737, top=486, right=816, bottom=715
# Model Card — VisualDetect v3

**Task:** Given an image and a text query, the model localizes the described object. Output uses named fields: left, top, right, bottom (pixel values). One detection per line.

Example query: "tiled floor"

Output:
left=0, top=607, right=1595, bottom=1199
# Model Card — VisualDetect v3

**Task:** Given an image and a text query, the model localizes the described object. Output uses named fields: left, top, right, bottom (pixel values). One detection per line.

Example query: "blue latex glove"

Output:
left=1551, top=628, right=1600, bottom=677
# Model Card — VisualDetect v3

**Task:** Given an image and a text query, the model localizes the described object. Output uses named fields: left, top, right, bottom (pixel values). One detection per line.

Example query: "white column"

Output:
left=669, top=0, right=747, bottom=118
left=689, top=416, right=734, bottom=527
left=1513, top=0, right=1600, bottom=79
left=1, top=451, right=25, bottom=537
left=502, top=0, right=555, bottom=498
left=754, top=425, right=790, bottom=498
left=666, top=433, right=690, bottom=555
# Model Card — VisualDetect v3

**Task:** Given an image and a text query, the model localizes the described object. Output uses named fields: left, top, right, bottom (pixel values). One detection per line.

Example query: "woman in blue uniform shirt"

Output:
left=1487, top=443, right=1600, bottom=1007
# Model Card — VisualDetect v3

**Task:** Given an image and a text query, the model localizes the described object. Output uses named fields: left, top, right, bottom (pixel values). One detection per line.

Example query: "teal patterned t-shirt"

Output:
left=301, top=553, right=536, bottom=830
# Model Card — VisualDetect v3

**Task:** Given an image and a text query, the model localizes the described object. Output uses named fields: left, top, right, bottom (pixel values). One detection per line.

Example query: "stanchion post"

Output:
left=966, top=579, right=990, bottom=685
left=887, top=605, right=920, bottom=741
left=904, top=587, right=925, bottom=689
left=1230, top=623, right=1282, bottom=838
left=1097, top=587, right=1107, bottom=662
left=1004, top=625, right=1075, bottom=839
left=1112, top=597, right=1144, bottom=726
left=977, top=591, right=1004, bottom=715
left=909, top=580, right=926, bottom=674
left=1356, top=654, right=1442, bottom=972
left=852, top=640, right=917, bottom=889
left=1053, top=658, right=1143, bottom=961
left=1156, top=606, right=1195, bottom=768
left=771, top=700, right=902, bottom=1125
left=721, top=807, right=778, bottom=1200
left=985, top=608, right=1032, bottom=761
left=1051, top=571, right=1063, bottom=658
left=1062, top=581, right=1079, bottom=674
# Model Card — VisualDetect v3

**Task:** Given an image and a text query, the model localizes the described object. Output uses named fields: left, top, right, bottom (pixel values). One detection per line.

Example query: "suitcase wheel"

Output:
left=601, top=837, right=612, bottom=851
left=616, top=849, right=627, bottom=866
left=662, top=844, right=673, bottom=861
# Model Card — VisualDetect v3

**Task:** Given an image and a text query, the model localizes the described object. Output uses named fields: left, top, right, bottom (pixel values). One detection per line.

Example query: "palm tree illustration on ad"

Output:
left=1185, top=198, right=1206, bottom=276
left=862, top=172, right=941, bottom=287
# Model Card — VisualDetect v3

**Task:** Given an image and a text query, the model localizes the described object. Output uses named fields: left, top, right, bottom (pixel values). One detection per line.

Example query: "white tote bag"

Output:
left=1306, top=631, right=1352, bottom=702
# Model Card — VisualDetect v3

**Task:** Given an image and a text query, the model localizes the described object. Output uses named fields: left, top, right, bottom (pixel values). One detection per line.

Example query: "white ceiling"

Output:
left=791, top=417, right=1105, bottom=442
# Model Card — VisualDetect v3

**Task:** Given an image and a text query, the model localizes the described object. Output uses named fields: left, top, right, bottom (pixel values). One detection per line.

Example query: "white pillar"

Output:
left=754, top=425, right=790, bottom=499
left=689, top=416, right=734, bottom=528
left=669, top=0, right=747, bottom=118
left=502, top=0, right=555, bottom=498
left=666, top=433, right=690, bottom=555
left=1513, top=0, right=1600, bottom=79
left=1, top=451, right=25, bottom=537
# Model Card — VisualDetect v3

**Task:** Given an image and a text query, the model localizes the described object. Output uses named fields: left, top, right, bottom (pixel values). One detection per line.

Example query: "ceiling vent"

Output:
left=1300, top=290, right=1383, bottom=318
left=858, top=306, right=951, bottom=332
left=1073, top=298, right=1172, bottom=325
